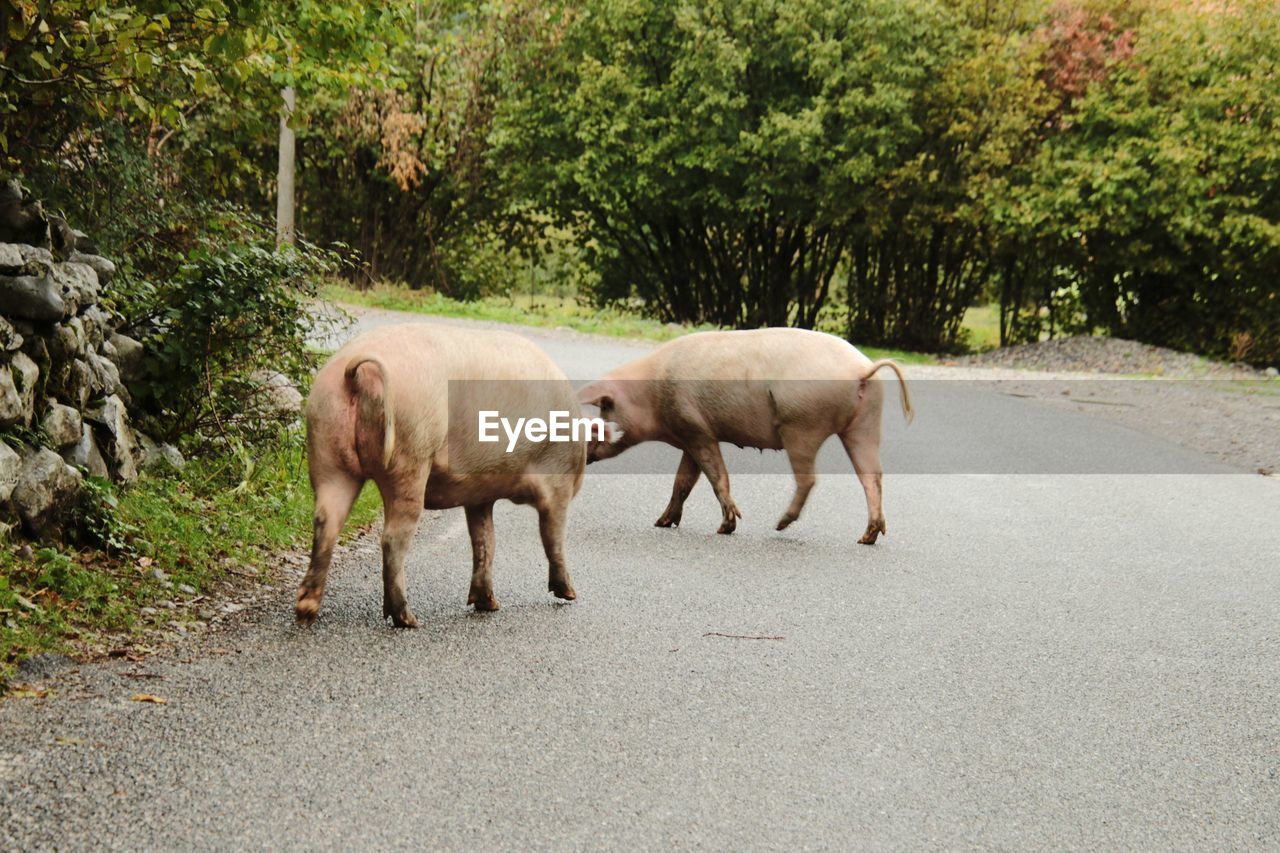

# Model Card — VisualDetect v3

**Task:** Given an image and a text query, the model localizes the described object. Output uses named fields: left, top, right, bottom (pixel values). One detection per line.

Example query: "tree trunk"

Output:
left=276, top=87, right=297, bottom=246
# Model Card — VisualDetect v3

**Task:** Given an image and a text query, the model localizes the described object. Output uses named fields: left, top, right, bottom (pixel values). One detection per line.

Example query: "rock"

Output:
left=178, top=583, right=196, bottom=596
left=86, top=351, right=124, bottom=397
left=71, top=229, right=97, bottom=255
left=0, top=352, right=39, bottom=427
left=85, top=394, right=139, bottom=481
left=149, top=567, right=169, bottom=584
left=107, top=332, right=143, bottom=378
left=48, top=214, right=77, bottom=258
left=0, top=316, right=21, bottom=351
left=137, top=431, right=185, bottom=471
left=52, top=262, right=99, bottom=308
left=1266, top=367, right=1279, bottom=379
left=99, top=338, right=118, bottom=361
left=16, top=244, right=54, bottom=267
left=56, top=358, right=93, bottom=410
left=80, top=304, right=111, bottom=346
left=62, top=423, right=109, bottom=478
left=68, top=250, right=115, bottom=284
left=0, top=440, right=21, bottom=502
left=0, top=243, right=23, bottom=274
left=251, top=370, right=304, bottom=415
left=0, top=273, right=66, bottom=320
left=0, top=365, right=22, bottom=427
left=41, top=402, right=82, bottom=448
left=50, top=318, right=84, bottom=362
left=0, top=180, right=50, bottom=247
left=12, top=447, right=83, bottom=537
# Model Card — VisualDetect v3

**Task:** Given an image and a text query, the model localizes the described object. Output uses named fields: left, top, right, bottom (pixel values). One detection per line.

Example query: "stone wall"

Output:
left=0, top=179, right=179, bottom=539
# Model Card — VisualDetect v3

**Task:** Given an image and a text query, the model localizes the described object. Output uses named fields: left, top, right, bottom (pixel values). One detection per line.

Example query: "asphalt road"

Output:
left=3, top=313, right=1278, bottom=850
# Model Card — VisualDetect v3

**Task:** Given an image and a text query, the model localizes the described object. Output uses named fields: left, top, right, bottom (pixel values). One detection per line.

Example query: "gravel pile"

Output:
left=958, top=335, right=1273, bottom=379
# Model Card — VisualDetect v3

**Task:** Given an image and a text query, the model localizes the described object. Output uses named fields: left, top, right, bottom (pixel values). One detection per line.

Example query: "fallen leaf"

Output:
left=13, top=594, right=41, bottom=613
left=136, top=556, right=153, bottom=569
left=54, top=736, right=84, bottom=746
left=129, top=693, right=166, bottom=705
left=9, top=683, right=51, bottom=699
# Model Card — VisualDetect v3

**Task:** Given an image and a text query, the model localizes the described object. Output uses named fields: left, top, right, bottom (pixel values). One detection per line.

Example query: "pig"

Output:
left=577, top=328, right=913, bottom=544
left=296, top=323, right=584, bottom=627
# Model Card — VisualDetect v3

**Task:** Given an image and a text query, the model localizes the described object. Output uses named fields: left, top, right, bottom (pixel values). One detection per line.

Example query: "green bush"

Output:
left=122, top=234, right=338, bottom=446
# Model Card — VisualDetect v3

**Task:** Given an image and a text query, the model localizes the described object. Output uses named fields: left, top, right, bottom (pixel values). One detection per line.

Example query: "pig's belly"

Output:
left=422, top=469, right=539, bottom=509
left=707, top=420, right=785, bottom=451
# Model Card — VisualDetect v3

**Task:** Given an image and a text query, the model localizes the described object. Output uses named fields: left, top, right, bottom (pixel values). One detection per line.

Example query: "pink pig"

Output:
left=297, top=323, right=584, bottom=627
left=578, top=328, right=913, bottom=544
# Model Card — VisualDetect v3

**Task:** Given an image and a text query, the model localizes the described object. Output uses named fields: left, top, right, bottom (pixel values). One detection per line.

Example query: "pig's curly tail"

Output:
left=864, top=360, right=914, bottom=425
left=344, top=356, right=396, bottom=468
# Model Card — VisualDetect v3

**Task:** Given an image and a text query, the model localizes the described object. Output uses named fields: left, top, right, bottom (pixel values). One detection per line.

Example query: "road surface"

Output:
left=3, top=310, right=1277, bottom=850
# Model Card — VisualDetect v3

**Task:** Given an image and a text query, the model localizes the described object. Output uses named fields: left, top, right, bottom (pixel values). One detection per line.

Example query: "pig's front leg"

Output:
left=655, top=450, right=701, bottom=528
left=465, top=502, right=499, bottom=611
left=537, top=489, right=577, bottom=601
left=776, top=428, right=824, bottom=531
left=687, top=438, right=742, bottom=534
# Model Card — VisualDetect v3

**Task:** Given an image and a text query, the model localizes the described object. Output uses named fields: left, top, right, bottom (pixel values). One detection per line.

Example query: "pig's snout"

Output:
left=585, top=418, right=626, bottom=464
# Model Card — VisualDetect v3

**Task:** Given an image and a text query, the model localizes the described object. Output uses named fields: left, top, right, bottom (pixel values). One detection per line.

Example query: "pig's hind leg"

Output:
left=296, top=473, right=365, bottom=625
left=465, top=502, right=499, bottom=611
left=536, top=487, right=577, bottom=601
left=686, top=438, right=742, bottom=534
left=775, top=429, right=826, bottom=531
left=655, top=450, right=701, bottom=528
left=377, top=475, right=427, bottom=627
left=840, top=430, right=886, bottom=545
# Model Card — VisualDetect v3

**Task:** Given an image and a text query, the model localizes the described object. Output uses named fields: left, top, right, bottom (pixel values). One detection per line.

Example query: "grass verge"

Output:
left=0, top=436, right=381, bottom=688
left=324, top=281, right=938, bottom=364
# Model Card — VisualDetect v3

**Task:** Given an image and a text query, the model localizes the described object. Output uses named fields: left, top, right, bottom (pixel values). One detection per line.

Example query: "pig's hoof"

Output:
left=776, top=513, right=797, bottom=531
left=858, top=520, right=886, bottom=545
left=654, top=512, right=680, bottom=528
left=716, top=520, right=737, bottom=535
left=295, top=595, right=320, bottom=626
left=391, top=612, right=419, bottom=628
left=550, top=582, right=577, bottom=601
left=385, top=606, right=419, bottom=628
left=468, top=589, right=500, bottom=612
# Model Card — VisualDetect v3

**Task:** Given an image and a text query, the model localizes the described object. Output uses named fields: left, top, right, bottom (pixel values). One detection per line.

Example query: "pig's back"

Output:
left=328, top=323, right=567, bottom=384
left=653, top=328, right=866, bottom=381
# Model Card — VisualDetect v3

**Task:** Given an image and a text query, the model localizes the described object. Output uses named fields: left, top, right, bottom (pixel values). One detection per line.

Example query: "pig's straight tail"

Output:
left=344, top=356, right=396, bottom=468
left=864, top=360, right=914, bottom=425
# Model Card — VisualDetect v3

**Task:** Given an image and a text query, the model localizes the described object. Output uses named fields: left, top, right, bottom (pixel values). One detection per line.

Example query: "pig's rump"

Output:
left=298, top=322, right=584, bottom=627
left=309, top=323, right=583, bottom=504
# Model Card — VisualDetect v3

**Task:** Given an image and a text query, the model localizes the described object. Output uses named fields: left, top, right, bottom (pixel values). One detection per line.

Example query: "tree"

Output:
left=1007, top=0, right=1280, bottom=362
left=495, top=0, right=955, bottom=329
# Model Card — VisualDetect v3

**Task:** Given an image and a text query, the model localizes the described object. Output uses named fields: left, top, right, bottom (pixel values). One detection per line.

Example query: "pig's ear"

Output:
left=577, top=380, right=614, bottom=410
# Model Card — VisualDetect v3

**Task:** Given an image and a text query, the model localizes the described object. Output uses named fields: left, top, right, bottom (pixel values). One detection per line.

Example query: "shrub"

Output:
left=121, top=232, right=339, bottom=446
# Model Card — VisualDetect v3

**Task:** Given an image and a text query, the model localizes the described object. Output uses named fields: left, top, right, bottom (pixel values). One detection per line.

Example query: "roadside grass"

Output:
left=0, top=436, right=381, bottom=688
left=324, top=282, right=716, bottom=342
left=324, top=281, right=939, bottom=364
left=961, top=303, right=1002, bottom=352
